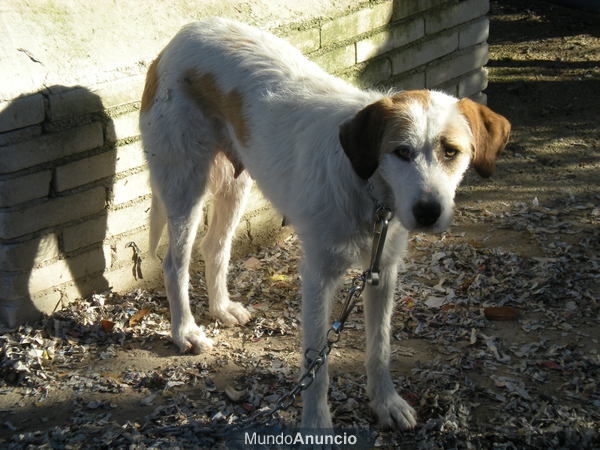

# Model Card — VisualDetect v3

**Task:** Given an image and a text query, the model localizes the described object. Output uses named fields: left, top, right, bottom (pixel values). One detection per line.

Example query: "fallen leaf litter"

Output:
left=1, top=195, right=598, bottom=448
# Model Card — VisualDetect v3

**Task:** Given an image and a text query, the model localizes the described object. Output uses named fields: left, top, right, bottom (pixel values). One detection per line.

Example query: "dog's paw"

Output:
left=173, top=323, right=214, bottom=354
left=371, top=393, right=417, bottom=430
left=211, top=301, right=252, bottom=326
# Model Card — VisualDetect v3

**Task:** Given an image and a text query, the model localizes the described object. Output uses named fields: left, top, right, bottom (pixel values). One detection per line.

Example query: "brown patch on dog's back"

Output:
left=141, top=55, right=161, bottom=113
left=183, top=70, right=250, bottom=147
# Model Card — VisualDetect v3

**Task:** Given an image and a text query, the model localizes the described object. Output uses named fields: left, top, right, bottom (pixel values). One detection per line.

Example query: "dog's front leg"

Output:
left=363, top=263, right=417, bottom=430
left=299, top=256, right=343, bottom=430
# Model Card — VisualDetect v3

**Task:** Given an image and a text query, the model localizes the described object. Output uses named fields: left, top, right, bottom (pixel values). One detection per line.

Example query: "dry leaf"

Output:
left=100, top=319, right=115, bottom=332
left=425, top=296, right=446, bottom=308
left=243, top=257, right=262, bottom=270
left=129, top=309, right=151, bottom=327
left=401, top=296, right=415, bottom=308
left=484, top=306, right=519, bottom=321
left=541, top=361, right=561, bottom=370
left=270, top=274, right=288, bottom=282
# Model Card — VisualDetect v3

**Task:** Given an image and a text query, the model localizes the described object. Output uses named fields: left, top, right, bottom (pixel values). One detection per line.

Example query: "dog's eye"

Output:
left=394, top=146, right=411, bottom=162
left=444, top=147, right=459, bottom=159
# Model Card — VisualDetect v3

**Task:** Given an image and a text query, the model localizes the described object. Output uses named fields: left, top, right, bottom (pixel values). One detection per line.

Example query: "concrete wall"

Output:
left=0, top=0, right=490, bottom=326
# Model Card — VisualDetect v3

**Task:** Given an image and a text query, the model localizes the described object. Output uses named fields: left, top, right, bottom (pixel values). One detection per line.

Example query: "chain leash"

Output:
left=161, top=205, right=393, bottom=438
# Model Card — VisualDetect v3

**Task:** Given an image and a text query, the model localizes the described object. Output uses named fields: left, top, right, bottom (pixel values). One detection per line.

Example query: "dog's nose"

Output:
left=412, top=200, right=441, bottom=227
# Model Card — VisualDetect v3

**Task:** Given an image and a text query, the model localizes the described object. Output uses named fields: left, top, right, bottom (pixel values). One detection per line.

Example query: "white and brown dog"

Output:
left=139, top=17, right=510, bottom=430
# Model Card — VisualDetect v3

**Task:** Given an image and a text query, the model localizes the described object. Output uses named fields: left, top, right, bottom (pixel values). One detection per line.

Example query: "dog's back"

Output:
left=140, top=17, right=377, bottom=231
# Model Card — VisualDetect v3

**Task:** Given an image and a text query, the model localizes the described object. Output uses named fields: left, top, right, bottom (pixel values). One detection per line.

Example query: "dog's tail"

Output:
left=149, top=193, right=166, bottom=260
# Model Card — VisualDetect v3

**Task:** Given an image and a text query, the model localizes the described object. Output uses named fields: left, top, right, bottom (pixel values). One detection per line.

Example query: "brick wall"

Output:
left=0, top=0, right=490, bottom=326
left=301, top=0, right=490, bottom=99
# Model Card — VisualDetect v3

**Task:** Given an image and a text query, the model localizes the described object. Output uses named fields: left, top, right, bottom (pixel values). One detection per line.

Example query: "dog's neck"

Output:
left=366, top=173, right=394, bottom=215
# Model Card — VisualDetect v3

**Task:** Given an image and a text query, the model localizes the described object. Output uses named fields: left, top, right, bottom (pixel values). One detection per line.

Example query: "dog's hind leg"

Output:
left=149, top=144, right=217, bottom=354
left=201, top=154, right=252, bottom=326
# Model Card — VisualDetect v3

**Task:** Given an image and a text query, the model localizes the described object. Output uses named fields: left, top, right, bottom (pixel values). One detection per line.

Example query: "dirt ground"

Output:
left=1, top=1, right=598, bottom=448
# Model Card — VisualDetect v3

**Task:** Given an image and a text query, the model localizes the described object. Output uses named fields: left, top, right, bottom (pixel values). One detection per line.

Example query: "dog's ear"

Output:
left=339, top=99, right=390, bottom=179
left=458, top=98, right=511, bottom=178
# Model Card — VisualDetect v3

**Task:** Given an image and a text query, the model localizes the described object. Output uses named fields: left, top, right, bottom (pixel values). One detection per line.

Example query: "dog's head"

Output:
left=339, top=90, right=511, bottom=232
